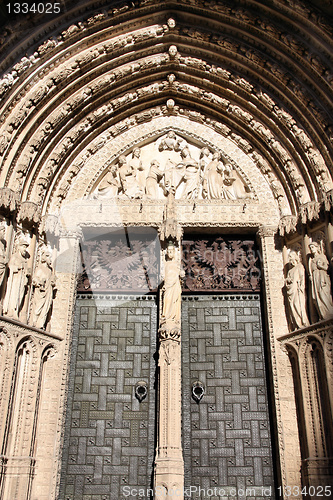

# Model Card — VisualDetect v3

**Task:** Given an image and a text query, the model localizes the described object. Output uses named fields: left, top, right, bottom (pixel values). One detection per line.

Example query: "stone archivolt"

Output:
left=0, top=1, right=332, bottom=499
left=0, top=4, right=332, bottom=213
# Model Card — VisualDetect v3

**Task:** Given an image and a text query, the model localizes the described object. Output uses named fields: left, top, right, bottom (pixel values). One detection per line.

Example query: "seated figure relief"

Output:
left=93, top=132, right=251, bottom=200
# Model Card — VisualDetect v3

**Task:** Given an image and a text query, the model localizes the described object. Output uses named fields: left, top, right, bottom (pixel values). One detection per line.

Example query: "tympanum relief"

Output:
left=93, top=132, right=252, bottom=201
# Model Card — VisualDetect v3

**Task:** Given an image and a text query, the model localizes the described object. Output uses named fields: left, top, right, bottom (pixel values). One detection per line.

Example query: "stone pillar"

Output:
left=257, top=225, right=303, bottom=496
left=154, top=240, right=184, bottom=500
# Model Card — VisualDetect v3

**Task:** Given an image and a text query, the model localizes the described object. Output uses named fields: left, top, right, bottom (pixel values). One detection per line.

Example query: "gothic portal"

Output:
left=0, top=1, right=333, bottom=499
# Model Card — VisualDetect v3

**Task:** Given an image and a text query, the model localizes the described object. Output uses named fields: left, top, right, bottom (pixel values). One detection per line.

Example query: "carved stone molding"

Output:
left=278, top=319, right=333, bottom=352
left=256, top=225, right=276, bottom=239
left=0, top=316, right=63, bottom=343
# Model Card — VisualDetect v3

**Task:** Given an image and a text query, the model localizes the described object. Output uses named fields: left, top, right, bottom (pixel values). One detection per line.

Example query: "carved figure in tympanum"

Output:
left=129, top=147, right=145, bottom=189
left=3, top=237, right=30, bottom=320
left=145, top=160, right=164, bottom=198
left=285, top=250, right=310, bottom=330
left=93, top=132, right=251, bottom=201
left=118, top=154, right=143, bottom=199
left=178, top=146, right=200, bottom=199
left=202, top=151, right=225, bottom=199
left=97, top=164, right=121, bottom=198
left=308, top=242, right=333, bottom=320
left=30, top=249, right=56, bottom=330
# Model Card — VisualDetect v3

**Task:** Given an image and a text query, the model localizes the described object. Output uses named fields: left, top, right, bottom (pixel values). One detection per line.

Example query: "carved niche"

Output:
left=182, top=236, right=261, bottom=292
left=92, top=132, right=252, bottom=201
left=77, top=229, right=160, bottom=293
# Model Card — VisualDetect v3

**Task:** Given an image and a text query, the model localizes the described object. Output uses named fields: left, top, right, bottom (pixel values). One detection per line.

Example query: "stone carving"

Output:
left=97, top=165, right=121, bottom=198
left=0, top=222, right=7, bottom=289
left=202, top=151, right=225, bottom=199
left=30, top=249, right=56, bottom=330
left=3, top=237, right=31, bottom=320
left=285, top=251, right=310, bottom=330
left=308, top=242, right=333, bottom=320
left=93, top=132, right=251, bottom=201
left=159, top=242, right=184, bottom=338
left=118, top=155, right=144, bottom=199
left=180, top=146, right=201, bottom=199
left=0, top=188, right=18, bottom=214
left=145, top=160, right=164, bottom=198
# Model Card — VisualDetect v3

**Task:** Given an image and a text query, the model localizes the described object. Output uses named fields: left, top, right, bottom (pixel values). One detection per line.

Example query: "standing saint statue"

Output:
left=3, top=237, right=30, bottom=320
left=308, top=242, right=333, bottom=320
left=284, top=250, right=310, bottom=330
left=0, top=222, right=7, bottom=289
left=30, top=250, right=56, bottom=330
left=160, top=242, right=185, bottom=331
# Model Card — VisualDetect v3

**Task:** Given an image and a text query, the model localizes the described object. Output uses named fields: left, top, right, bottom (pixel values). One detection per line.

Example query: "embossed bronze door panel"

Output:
left=182, top=294, right=276, bottom=499
left=59, top=295, right=157, bottom=500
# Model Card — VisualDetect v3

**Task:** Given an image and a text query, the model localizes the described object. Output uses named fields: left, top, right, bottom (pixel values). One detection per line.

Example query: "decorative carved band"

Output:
left=182, top=237, right=260, bottom=291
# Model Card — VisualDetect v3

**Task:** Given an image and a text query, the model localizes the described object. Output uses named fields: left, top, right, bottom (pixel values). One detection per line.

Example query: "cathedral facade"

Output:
left=0, top=1, right=332, bottom=499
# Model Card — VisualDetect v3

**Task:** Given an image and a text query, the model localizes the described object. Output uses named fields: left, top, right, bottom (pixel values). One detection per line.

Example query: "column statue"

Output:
left=284, top=250, right=310, bottom=330
left=0, top=222, right=7, bottom=289
left=3, top=237, right=30, bottom=320
left=155, top=239, right=185, bottom=499
left=30, top=250, right=56, bottom=329
left=308, top=242, right=333, bottom=320
left=160, top=242, right=185, bottom=335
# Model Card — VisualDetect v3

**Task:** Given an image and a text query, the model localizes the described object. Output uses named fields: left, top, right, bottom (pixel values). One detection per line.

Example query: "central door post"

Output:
left=154, top=194, right=184, bottom=499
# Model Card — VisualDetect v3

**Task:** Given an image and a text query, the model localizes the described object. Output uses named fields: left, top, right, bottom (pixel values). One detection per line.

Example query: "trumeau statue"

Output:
left=308, top=241, right=333, bottom=320
left=30, top=249, right=56, bottom=330
left=3, top=236, right=31, bottom=320
left=93, top=132, right=251, bottom=200
left=284, top=250, right=310, bottom=330
left=160, top=241, right=185, bottom=331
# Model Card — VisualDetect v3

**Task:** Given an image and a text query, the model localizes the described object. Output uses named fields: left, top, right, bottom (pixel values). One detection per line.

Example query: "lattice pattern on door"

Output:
left=182, top=295, right=275, bottom=500
left=58, top=295, right=157, bottom=500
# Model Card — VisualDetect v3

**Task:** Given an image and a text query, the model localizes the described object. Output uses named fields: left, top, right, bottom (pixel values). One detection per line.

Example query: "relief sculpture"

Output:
left=93, top=132, right=251, bottom=200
